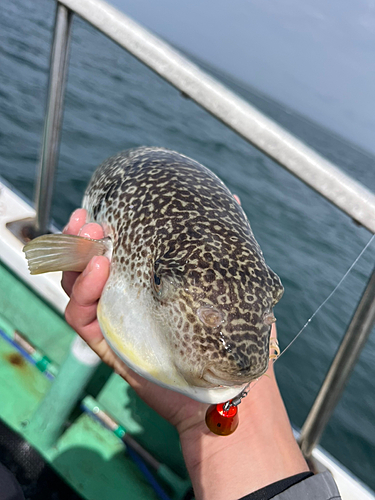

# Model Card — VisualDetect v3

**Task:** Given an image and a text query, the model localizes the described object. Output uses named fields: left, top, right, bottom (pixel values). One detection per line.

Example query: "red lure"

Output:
left=205, top=401, right=239, bottom=436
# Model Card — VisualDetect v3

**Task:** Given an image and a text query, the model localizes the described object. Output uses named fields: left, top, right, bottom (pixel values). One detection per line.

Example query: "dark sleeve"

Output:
left=238, top=471, right=341, bottom=500
left=0, top=463, right=25, bottom=500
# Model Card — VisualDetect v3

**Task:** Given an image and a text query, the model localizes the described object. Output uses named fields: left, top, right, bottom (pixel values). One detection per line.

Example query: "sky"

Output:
left=111, top=0, right=375, bottom=156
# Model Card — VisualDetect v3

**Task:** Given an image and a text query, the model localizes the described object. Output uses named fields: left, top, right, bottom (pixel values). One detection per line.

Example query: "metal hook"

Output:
left=222, top=388, right=249, bottom=411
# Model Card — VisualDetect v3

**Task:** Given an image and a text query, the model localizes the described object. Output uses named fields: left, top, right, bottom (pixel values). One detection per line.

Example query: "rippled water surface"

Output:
left=1, top=0, right=375, bottom=491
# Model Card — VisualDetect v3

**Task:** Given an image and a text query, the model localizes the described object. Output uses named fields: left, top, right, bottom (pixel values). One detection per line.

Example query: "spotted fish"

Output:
left=24, top=147, right=284, bottom=403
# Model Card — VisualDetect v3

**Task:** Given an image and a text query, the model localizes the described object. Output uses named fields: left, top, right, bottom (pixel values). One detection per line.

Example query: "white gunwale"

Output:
left=0, top=178, right=68, bottom=314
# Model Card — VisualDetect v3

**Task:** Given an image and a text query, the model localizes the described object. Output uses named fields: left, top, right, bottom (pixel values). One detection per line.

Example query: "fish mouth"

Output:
left=202, top=367, right=246, bottom=387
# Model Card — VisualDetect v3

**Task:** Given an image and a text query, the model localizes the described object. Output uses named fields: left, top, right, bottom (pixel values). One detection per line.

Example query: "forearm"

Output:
left=179, top=365, right=308, bottom=500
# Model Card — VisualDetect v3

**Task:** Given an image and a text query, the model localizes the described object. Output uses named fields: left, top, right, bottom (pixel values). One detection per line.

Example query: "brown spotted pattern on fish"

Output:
left=83, top=147, right=283, bottom=390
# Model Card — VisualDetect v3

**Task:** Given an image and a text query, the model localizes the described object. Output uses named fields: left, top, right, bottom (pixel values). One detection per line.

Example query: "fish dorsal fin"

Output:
left=23, top=234, right=111, bottom=275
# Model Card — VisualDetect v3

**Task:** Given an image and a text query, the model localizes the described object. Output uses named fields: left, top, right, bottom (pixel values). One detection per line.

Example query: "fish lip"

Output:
left=202, top=367, right=244, bottom=387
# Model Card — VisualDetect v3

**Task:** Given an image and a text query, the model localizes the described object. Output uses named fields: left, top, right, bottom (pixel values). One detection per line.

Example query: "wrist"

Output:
left=178, top=367, right=308, bottom=500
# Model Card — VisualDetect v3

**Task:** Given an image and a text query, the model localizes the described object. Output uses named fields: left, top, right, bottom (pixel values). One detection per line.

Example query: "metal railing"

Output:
left=31, top=0, right=375, bottom=461
left=34, top=5, right=72, bottom=234
left=299, top=269, right=375, bottom=457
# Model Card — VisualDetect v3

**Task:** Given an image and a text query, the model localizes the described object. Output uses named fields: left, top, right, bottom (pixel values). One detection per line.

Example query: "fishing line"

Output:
left=275, top=232, right=374, bottom=363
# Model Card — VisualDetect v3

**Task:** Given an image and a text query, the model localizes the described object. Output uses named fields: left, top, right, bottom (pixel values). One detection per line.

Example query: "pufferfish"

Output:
left=24, top=147, right=284, bottom=404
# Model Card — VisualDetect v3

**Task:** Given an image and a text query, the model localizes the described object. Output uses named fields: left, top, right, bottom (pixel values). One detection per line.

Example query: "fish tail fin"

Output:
left=23, top=234, right=110, bottom=275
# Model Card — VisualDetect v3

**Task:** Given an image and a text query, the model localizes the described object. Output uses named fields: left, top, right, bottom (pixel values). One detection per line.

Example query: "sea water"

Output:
left=1, top=0, right=374, bottom=491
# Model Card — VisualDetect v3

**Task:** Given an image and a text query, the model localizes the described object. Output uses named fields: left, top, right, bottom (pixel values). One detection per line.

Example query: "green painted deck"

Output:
left=0, top=261, right=188, bottom=499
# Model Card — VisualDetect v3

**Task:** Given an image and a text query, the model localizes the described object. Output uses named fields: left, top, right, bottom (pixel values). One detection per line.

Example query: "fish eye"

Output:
left=153, top=273, right=163, bottom=297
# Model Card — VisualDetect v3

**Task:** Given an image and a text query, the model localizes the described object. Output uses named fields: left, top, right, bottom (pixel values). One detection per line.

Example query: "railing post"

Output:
left=33, top=2, right=72, bottom=235
left=299, top=268, right=375, bottom=457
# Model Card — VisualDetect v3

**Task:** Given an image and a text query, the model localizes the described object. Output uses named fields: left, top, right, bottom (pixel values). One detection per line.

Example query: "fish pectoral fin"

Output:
left=23, top=234, right=110, bottom=275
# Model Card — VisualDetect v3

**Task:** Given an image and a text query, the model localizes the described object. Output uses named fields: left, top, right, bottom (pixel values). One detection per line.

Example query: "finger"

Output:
left=72, top=256, right=109, bottom=307
left=63, top=208, right=87, bottom=235
left=233, top=194, right=241, bottom=205
left=61, top=216, right=104, bottom=296
left=65, top=256, right=110, bottom=332
left=78, top=223, right=104, bottom=239
left=271, top=323, right=277, bottom=340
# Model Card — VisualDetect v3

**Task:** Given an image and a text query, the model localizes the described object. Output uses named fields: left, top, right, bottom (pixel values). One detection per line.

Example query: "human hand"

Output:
left=62, top=209, right=205, bottom=436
